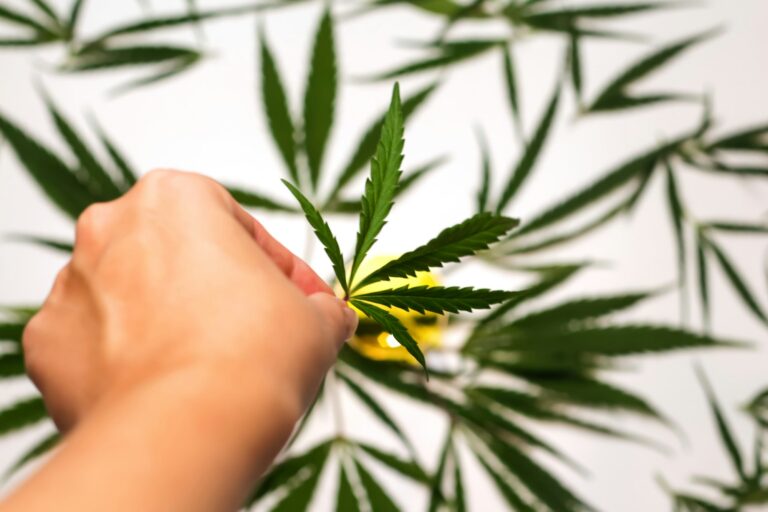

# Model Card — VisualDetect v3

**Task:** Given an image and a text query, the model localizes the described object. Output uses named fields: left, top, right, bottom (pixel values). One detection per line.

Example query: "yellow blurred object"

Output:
left=345, top=255, right=446, bottom=364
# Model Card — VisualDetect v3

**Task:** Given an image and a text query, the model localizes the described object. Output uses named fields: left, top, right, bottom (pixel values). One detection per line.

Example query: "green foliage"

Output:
left=285, top=83, right=517, bottom=372
left=302, top=8, right=336, bottom=190
left=353, top=285, right=516, bottom=315
left=0, top=397, right=48, bottom=436
left=354, top=213, right=519, bottom=290
left=2, top=2, right=768, bottom=511
left=351, top=83, right=406, bottom=284
left=664, top=372, right=768, bottom=510
left=588, top=29, right=716, bottom=113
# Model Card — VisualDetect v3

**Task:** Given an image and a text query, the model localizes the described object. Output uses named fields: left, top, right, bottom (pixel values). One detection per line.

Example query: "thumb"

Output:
left=307, top=293, right=359, bottom=350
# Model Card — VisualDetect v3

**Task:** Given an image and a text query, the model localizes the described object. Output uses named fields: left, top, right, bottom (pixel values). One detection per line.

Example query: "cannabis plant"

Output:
left=1, top=1, right=767, bottom=511
left=664, top=369, right=768, bottom=511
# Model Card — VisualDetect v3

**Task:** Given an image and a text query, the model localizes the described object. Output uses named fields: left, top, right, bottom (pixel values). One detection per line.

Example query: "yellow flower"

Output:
left=346, top=255, right=446, bottom=364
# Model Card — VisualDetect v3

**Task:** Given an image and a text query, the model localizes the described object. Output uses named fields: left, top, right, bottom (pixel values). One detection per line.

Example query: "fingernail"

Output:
left=340, top=300, right=358, bottom=341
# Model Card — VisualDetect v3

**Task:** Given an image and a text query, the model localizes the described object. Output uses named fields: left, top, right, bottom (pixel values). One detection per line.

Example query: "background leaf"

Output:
left=302, top=8, right=337, bottom=190
left=259, top=28, right=299, bottom=184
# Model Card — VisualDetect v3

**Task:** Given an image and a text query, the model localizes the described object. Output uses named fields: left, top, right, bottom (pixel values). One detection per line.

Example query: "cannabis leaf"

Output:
left=283, top=180, right=348, bottom=293
left=302, top=8, right=336, bottom=190
left=349, top=83, right=405, bottom=285
left=353, top=285, right=516, bottom=315
left=351, top=300, right=426, bottom=372
left=588, top=29, right=716, bottom=113
left=353, top=213, right=519, bottom=290
left=285, top=84, right=518, bottom=373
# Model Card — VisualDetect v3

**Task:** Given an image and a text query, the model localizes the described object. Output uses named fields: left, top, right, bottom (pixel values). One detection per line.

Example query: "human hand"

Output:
left=23, top=169, right=358, bottom=434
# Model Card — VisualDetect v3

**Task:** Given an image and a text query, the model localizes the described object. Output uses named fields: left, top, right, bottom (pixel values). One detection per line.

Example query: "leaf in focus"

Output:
left=354, top=285, right=515, bottom=315
left=259, top=28, right=299, bottom=184
left=350, top=83, right=405, bottom=285
left=354, top=213, right=519, bottom=290
left=0, top=110, right=94, bottom=218
left=327, top=82, right=437, bottom=205
left=303, top=8, right=337, bottom=190
left=283, top=180, right=348, bottom=294
left=350, top=300, right=427, bottom=374
left=0, top=397, right=48, bottom=435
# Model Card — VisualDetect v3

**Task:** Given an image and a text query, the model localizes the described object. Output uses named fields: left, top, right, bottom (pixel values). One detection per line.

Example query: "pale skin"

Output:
left=1, top=169, right=358, bottom=512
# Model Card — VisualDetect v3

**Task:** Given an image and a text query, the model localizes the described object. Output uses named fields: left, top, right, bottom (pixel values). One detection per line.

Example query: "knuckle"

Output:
left=22, top=313, right=47, bottom=384
left=75, top=203, right=111, bottom=244
left=141, top=168, right=181, bottom=185
left=138, top=169, right=223, bottom=203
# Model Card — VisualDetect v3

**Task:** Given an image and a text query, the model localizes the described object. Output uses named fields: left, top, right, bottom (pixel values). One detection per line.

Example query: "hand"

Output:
left=23, top=169, right=357, bottom=432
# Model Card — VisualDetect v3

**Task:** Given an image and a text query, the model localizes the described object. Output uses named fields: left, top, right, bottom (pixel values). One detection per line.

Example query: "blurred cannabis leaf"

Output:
left=1, top=2, right=768, bottom=511
left=663, top=368, right=768, bottom=510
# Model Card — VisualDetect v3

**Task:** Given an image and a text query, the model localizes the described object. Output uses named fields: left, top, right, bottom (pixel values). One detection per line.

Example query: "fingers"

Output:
left=307, top=293, right=358, bottom=352
left=225, top=195, right=334, bottom=296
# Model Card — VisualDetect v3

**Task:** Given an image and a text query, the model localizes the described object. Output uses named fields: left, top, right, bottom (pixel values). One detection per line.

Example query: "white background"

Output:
left=1, top=0, right=768, bottom=510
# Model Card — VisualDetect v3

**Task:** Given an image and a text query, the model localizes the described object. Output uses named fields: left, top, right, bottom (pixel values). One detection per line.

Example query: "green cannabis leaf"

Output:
left=284, top=83, right=518, bottom=373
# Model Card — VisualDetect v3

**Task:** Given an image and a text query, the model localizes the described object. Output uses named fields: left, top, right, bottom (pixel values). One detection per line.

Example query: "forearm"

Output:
left=1, top=366, right=296, bottom=512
